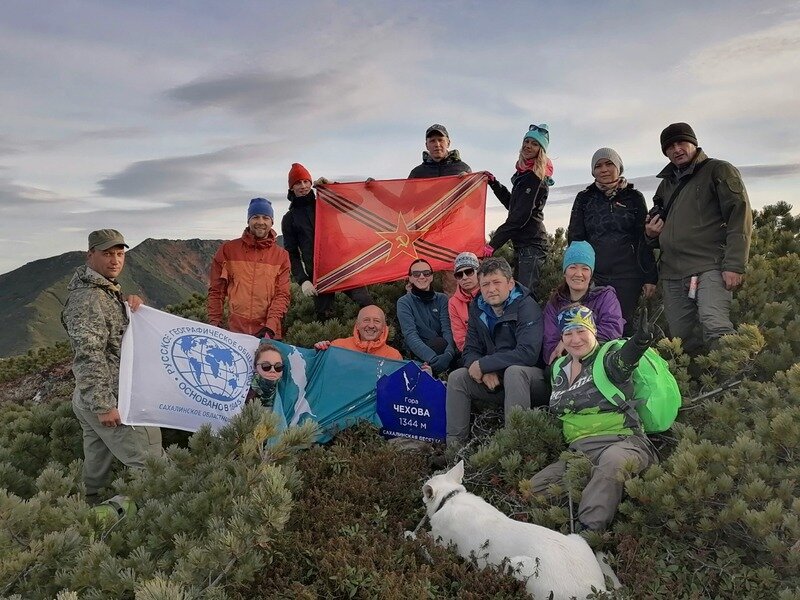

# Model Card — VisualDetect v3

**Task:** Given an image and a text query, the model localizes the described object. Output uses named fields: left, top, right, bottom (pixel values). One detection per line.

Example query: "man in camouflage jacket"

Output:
left=62, top=229, right=162, bottom=502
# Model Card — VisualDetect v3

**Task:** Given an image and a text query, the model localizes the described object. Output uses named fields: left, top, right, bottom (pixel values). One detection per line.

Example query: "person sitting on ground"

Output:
left=446, top=257, right=547, bottom=446
left=247, top=342, right=286, bottom=408
left=396, top=259, right=456, bottom=374
left=447, top=252, right=481, bottom=353
left=314, top=304, right=402, bottom=360
left=543, top=241, right=624, bottom=365
left=282, top=162, right=373, bottom=321
left=529, top=305, right=657, bottom=532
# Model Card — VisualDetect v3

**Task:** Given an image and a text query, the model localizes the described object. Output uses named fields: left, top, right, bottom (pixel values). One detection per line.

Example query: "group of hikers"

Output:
left=62, top=120, right=751, bottom=532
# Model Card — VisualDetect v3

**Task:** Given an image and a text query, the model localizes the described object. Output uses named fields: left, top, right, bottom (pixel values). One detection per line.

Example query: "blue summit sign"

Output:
left=376, top=362, right=446, bottom=442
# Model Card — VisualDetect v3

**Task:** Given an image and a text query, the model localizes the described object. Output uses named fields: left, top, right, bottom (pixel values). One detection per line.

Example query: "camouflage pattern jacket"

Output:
left=61, top=265, right=129, bottom=413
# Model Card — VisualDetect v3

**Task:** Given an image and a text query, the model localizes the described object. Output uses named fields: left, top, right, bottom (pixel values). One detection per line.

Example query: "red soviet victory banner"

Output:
left=313, top=173, right=487, bottom=293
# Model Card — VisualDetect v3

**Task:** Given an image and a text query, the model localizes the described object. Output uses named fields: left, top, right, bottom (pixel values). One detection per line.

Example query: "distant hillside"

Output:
left=0, top=238, right=222, bottom=358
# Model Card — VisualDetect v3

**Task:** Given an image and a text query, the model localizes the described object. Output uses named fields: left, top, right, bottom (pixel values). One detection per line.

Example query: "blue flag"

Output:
left=269, top=341, right=407, bottom=443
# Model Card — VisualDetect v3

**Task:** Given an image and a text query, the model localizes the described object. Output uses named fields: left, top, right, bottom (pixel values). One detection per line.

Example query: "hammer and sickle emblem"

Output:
left=396, top=234, right=410, bottom=248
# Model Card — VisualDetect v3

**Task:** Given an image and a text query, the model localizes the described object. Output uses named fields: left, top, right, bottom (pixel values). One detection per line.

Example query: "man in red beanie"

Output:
left=281, top=162, right=373, bottom=320
left=208, top=197, right=291, bottom=338
left=645, top=122, right=752, bottom=354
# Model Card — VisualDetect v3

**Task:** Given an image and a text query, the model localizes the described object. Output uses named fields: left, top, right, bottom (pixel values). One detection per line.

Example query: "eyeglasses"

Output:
left=454, top=268, right=475, bottom=279
left=410, top=269, right=433, bottom=278
left=257, top=362, right=284, bottom=373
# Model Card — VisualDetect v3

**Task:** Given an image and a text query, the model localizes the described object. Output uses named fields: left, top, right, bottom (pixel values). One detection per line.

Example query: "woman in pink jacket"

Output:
left=447, top=252, right=481, bottom=352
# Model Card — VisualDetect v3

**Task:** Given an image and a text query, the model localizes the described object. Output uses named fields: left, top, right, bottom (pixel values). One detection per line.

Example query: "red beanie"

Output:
left=288, top=163, right=312, bottom=188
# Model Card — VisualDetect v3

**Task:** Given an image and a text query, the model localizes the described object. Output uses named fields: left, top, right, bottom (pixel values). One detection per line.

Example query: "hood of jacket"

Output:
left=554, top=283, right=611, bottom=305
left=350, top=320, right=392, bottom=354
left=241, top=227, right=277, bottom=249
left=477, top=282, right=529, bottom=323
left=657, top=148, right=709, bottom=179
left=287, top=189, right=315, bottom=208
left=453, top=284, right=479, bottom=305
left=67, top=265, right=122, bottom=294
left=421, top=148, right=463, bottom=165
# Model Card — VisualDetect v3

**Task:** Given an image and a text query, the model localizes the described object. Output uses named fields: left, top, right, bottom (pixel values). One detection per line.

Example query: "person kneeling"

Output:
left=530, top=305, right=657, bottom=532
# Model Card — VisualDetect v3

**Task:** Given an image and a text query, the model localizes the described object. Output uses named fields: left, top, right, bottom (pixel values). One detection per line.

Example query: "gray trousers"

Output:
left=530, top=435, right=655, bottom=531
left=73, top=404, right=163, bottom=495
left=662, top=270, right=734, bottom=354
left=446, top=365, right=546, bottom=444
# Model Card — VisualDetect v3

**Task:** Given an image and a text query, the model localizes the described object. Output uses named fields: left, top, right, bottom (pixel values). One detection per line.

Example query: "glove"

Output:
left=632, top=307, right=655, bottom=348
left=482, top=244, right=494, bottom=258
left=301, top=281, right=317, bottom=297
left=313, top=177, right=331, bottom=187
left=429, top=353, right=452, bottom=374
left=255, top=327, right=272, bottom=339
left=483, top=171, right=496, bottom=184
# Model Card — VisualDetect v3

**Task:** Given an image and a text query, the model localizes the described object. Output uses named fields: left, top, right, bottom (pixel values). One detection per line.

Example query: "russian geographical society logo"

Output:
left=160, top=327, right=252, bottom=411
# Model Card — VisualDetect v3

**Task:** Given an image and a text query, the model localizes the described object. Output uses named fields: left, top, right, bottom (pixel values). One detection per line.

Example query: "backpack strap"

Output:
left=662, top=158, right=711, bottom=218
left=591, top=340, right=626, bottom=406
left=592, top=340, right=644, bottom=429
left=551, top=354, right=568, bottom=383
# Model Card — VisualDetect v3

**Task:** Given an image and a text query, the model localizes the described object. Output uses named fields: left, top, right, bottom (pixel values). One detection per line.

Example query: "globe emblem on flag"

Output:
left=169, top=334, right=251, bottom=402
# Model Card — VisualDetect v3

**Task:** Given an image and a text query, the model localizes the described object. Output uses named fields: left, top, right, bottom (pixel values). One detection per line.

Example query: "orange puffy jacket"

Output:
left=207, top=228, right=291, bottom=338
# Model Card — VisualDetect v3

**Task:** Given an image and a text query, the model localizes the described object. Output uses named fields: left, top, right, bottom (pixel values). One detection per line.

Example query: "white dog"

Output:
left=421, top=461, right=610, bottom=600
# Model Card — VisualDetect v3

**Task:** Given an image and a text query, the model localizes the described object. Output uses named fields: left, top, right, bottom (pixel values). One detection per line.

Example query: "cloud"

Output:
left=95, top=143, right=276, bottom=199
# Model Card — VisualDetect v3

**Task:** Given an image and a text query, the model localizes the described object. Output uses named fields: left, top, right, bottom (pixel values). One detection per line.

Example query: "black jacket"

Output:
left=280, top=190, right=316, bottom=285
left=463, top=283, right=543, bottom=374
left=567, top=183, right=657, bottom=283
left=488, top=170, right=548, bottom=250
left=408, top=149, right=471, bottom=179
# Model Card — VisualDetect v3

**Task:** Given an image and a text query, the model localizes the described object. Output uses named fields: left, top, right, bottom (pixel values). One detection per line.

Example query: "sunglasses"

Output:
left=454, top=268, right=476, bottom=279
left=529, top=124, right=546, bottom=132
left=257, top=361, right=284, bottom=373
left=410, top=269, right=433, bottom=278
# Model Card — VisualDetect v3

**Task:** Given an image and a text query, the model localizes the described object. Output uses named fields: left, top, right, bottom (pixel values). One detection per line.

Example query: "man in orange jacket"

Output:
left=315, top=305, right=402, bottom=360
left=208, top=197, right=291, bottom=338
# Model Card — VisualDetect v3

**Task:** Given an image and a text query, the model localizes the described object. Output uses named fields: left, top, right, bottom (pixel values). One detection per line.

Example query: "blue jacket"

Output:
left=396, top=291, right=455, bottom=363
left=463, top=283, right=543, bottom=374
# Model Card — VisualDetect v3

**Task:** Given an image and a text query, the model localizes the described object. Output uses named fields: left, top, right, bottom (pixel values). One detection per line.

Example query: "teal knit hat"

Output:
left=524, top=123, right=550, bottom=152
left=562, top=241, right=595, bottom=273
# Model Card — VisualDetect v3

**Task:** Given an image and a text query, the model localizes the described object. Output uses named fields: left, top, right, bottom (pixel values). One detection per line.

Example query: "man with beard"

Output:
left=314, top=304, right=402, bottom=360
left=208, top=197, right=291, bottom=338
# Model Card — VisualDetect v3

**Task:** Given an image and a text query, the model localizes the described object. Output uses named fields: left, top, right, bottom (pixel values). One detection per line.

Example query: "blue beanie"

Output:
left=562, top=241, right=595, bottom=273
left=524, top=123, right=550, bottom=152
left=247, top=197, right=274, bottom=221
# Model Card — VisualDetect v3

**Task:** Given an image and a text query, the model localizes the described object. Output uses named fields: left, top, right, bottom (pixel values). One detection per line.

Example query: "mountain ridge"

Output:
left=0, top=238, right=223, bottom=358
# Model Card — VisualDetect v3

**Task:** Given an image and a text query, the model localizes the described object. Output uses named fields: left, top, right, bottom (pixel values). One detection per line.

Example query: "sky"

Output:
left=2, top=0, right=800, bottom=275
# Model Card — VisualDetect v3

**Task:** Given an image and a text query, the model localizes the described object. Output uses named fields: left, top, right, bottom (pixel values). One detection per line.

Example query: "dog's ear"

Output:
left=422, top=483, right=434, bottom=501
left=446, top=460, right=464, bottom=484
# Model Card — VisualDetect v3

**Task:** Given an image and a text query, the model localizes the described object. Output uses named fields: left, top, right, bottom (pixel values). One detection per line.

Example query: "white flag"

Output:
left=118, top=306, right=261, bottom=431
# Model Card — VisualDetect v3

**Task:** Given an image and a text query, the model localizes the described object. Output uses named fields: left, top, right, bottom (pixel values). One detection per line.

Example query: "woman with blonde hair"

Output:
left=485, top=123, right=554, bottom=297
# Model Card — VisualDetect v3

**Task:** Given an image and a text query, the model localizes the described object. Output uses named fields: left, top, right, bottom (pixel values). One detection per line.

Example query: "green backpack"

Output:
left=553, top=340, right=681, bottom=433
left=593, top=340, right=681, bottom=433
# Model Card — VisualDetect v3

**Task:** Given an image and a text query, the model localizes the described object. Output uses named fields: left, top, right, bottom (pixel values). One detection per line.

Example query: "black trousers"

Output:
left=314, top=286, right=373, bottom=320
left=595, top=276, right=644, bottom=336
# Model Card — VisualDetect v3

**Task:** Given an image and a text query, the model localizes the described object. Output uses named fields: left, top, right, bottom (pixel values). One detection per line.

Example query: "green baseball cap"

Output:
left=88, top=229, right=128, bottom=251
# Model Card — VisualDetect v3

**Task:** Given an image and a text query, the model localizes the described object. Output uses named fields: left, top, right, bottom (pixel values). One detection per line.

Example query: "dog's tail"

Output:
left=595, top=551, right=622, bottom=589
